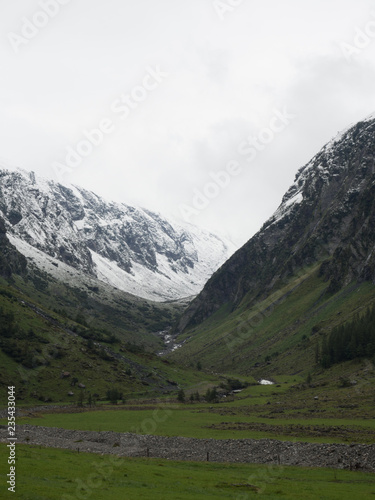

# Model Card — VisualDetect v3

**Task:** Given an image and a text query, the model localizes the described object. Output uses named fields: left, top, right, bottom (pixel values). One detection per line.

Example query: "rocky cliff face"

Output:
left=177, top=114, right=375, bottom=331
left=0, top=169, right=234, bottom=301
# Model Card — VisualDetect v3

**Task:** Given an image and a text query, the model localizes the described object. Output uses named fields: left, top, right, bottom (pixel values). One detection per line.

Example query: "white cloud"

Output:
left=0, top=0, right=375, bottom=246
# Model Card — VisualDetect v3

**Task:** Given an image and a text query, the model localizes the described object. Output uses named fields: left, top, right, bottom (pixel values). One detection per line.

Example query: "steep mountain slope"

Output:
left=0, top=168, right=234, bottom=301
left=0, top=216, right=26, bottom=279
left=176, top=114, right=375, bottom=332
left=0, top=175, right=217, bottom=403
left=0, top=277, right=212, bottom=404
left=170, top=115, right=375, bottom=375
left=0, top=182, right=216, bottom=402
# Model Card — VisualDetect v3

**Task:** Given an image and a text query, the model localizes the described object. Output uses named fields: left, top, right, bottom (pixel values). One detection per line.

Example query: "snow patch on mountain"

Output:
left=8, top=234, right=92, bottom=287
left=91, top=250, right=212, bottom=301
left=269, top=190, right=304, bottom=227
left=264, top=115, right=375, bottom=230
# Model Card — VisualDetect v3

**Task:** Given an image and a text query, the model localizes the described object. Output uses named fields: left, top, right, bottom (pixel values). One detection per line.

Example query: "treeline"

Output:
left=321, top=306, right=375, bottom=367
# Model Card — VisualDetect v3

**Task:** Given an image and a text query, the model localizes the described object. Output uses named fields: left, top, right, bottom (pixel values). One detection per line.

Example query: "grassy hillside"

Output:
left=169, top=264, right=375, bottom=380
left=0, top=273, right=211, bottom=405
left=13, top=264, right=185, bottom=346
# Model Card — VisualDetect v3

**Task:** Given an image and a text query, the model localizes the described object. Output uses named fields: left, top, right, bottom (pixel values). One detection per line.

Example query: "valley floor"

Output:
left=1, top=443, right=375, bottom=499
left=1, top=371, right=375, bottom=499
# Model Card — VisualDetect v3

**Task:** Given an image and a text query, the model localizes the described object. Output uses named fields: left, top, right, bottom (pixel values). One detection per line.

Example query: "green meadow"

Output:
left=12, top=369, right=375, bottom=445
left=12, top=405, right=375, bottom=444
left=1, top=444, right=375, bottom=500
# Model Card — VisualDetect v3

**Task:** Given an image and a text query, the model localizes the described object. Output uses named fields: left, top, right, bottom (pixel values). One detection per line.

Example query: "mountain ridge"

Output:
left=176, top=114, right=375, bottom=333
left=0, top=167, right=235, bottom=302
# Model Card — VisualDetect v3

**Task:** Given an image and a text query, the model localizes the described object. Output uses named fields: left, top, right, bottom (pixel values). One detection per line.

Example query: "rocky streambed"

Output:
left=1, top=425, right=375, bottom=471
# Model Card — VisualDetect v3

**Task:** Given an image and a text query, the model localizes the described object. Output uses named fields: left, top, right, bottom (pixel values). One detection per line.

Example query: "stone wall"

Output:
left=1, top=425, right=374, bottom=471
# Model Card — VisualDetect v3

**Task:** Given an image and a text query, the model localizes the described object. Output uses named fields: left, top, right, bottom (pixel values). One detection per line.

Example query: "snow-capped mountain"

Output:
left=177, top=114, right=375, bottom=330
left=0, top=168, right=235, bottom=301
left=265, top=112, right=375, bottom=231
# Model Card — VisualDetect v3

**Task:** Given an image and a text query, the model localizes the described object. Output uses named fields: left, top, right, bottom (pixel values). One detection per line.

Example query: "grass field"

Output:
left=11, top=365, right=375, bottom=445
left=1, top=444, right=375, bottom=500
left=14, top=406, right=375, bottom=444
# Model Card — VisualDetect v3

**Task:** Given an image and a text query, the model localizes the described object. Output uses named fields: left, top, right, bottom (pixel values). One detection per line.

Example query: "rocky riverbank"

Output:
left=1, top=425, right=374, bottom=471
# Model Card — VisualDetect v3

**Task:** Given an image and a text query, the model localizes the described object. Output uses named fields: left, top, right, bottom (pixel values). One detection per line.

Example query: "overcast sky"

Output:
left=1, top=0, right=375, bottom=246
